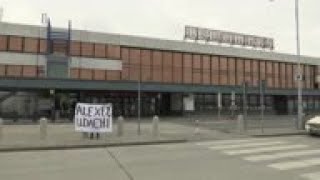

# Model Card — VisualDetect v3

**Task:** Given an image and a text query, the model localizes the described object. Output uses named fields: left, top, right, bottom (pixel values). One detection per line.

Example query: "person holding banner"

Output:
left=74, top=103, right=113, bottom=140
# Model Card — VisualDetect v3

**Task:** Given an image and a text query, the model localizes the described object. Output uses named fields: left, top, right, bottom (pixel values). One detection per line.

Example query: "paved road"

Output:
left=0, top=135, right=320, bottom=180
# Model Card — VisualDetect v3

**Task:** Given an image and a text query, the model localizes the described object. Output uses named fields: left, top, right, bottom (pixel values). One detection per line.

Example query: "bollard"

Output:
left=117, top=116, right=124, bottom=137
left=152, top=115, right=160, bottom=138
left=237, top=114, right=245, bottom=133
left=0, top=118, right=3, bottom=140
left=194, top=120, right=200, bottom=135
left=39, top=117, right=48, bottom=140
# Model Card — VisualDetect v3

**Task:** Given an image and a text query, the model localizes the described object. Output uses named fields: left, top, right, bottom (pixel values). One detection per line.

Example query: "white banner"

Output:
left=74, top=103, right=112, bottom=133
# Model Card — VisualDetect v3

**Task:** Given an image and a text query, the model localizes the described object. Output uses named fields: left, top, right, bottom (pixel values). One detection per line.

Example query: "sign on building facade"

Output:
left=184, top=25, right=274, bottom=50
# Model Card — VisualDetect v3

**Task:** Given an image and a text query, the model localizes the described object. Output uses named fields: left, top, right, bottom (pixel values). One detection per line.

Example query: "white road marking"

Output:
left=244, top=149, right=320, bottom=162
left=268, top=158, right=320, bottom=170
left=196, top=138, right=272, bottom=146
left=301, top=171, right=320, bottom=180
left=209, top=141, right=285, bottom=150
left=224, top=144, right=308, bottom=155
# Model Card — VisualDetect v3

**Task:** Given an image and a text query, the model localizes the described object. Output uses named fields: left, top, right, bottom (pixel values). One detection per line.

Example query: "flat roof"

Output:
left=1, top=21, right=320, bottom=65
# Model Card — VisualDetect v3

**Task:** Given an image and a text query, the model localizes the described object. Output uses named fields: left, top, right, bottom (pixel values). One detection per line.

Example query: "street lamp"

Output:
left=270, top=0, right=303, bottom=129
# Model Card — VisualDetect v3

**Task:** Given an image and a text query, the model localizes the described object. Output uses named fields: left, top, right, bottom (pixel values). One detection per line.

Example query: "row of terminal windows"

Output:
left=194, top=94, right=320, bottom=114
left=0, top=35, right=121, bottom=59
left=0, top=35, right=319, bottom=89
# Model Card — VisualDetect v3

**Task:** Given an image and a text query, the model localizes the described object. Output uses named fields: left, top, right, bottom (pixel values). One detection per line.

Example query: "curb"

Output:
left=0, top=139, right=188, bottom=153
left=250, top=132, right=306, bottom=137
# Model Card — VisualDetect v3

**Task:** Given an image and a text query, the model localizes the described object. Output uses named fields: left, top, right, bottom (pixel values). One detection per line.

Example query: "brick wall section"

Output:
left=6, top=65, right=22, bottom=77
left=152, top=51, right=162, bottom=82
left=192, top=54, right=201, bottom=84
left=280, top=63, right=286, bottom=89
left=79, top=69, right=93, bottom=80
left=0, top=65, right=5, bottom=76
left=228, top=58, right=236, bottom=86
left=141, top=49, right=151, bottom=82
left=173, top=53, right=183, bottom=84
left=81, top=42, right=94, bottom=57
left=0, top=35, right=8, bottom=51
left=39, top=39, right=47, bottom=53
left=252, top=60, right=259, bottom=87
left=183, top=54, right=192, bottom=84
left=22, top=65, right=37, bottom=77
left=70, top=42, right=81, bottom=56
left=107, top=45, right=121, bottom=59
left=129, top=48, right=140, bottom=81
left=220, top=57, right=228, bottom=85
left=70, top=68, right=80, bottom=79
left=121, top=47, right=130, bottom=80
left=0, top=34, right=317, bottom=89
left=24, top=38, right=38, bottom=53
left=163, top=52, right=173, bottom=83
left=94, top=44, right=106, bottom=58
left=106, top=70, right=121, bottom=80
left=93, top=70, right=106, bottom=80
left=8, top=36, right=23, bottom=52
left=211, top=56, right=220, bottom=85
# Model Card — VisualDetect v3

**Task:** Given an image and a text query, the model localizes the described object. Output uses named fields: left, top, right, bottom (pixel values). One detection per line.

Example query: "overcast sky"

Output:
left=0, top=0, right=319, bottom=57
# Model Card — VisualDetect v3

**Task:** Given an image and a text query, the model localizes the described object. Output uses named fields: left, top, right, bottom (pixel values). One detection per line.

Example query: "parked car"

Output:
left=305, top=116, right=320, bottom=135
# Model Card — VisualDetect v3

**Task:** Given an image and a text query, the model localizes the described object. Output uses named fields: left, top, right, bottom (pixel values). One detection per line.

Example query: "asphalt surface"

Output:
left=1, top=135, right=320, bottom=180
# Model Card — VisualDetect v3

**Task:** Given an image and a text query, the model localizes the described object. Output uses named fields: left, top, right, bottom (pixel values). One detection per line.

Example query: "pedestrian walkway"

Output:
left=196, top=138, right=320, bottom=180
left=0, top=119, right=234, bottom=151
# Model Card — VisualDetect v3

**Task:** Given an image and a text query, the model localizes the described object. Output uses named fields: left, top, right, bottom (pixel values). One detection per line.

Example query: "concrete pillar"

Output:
left=39, top=117, right=48, bottom=140
left=152, top=115, right=160, bottom=138
left=117, top=116, right=124, bottom=137
left=0, top=118, right=3, bottom=140
left=237, top=114, right=245, bottom=133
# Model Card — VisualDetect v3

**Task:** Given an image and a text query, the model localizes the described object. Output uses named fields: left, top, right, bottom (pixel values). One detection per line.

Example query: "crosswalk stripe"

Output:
left=209, top=141, right=286, bottom=150
left=268, top=158, right=320, bottom=170
left=196, top=138, right=272, bottom=146
left=301, top=171, right=320, bottom=180
left=224, top=144, right=308, bottom=155
left=244, top=149, right=320, bottom=162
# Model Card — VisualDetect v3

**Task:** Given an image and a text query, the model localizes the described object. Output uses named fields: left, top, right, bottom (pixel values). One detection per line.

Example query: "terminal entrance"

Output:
left=274, top=95, right=289, bottom=115
left=51, top=91, right=167, bottom=119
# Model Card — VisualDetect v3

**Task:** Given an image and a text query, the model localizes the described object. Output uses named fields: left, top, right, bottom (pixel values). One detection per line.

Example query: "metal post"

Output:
left=0, top=118, right=3, bottom=140
left=295, top=0, right=304, bottom=130
left=269, top=0, right=303, bottom=129
left=260, top=80, right=266, bottom=133
left=242, top=82, right=248, bottom=131
left=138, top=80, right=141, bottom=135
left=231, top=91, right=236, bottom=118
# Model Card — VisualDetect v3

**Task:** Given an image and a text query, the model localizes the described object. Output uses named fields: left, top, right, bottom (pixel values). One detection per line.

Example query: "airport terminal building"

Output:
left=0, top=21, right=320, bottom=121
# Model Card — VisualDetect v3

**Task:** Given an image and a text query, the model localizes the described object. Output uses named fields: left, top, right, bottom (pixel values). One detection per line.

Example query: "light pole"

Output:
left=138, top=78, right=141, bottom=135
left=270, top=0, right=303, bottom=129
left=295, top=0, right=304, bottom=130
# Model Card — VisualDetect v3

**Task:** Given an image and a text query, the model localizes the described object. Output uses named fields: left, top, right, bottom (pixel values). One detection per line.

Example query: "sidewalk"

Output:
left=0, top=115, right=308, bottom=152
left=0, top=120, right=237, bottom=152
left=168, top=115, right=306, bottom=137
